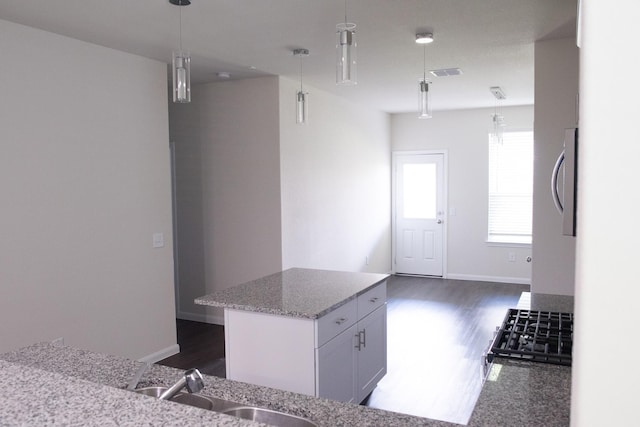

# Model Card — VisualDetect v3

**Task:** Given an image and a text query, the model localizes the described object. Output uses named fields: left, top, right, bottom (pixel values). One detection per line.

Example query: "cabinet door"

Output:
left=316, top=323, right=358, bottom=403
left=356, top=303, right=387, bottom=403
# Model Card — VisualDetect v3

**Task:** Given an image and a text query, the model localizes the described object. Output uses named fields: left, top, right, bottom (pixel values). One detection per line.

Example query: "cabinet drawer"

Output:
left=357, top=281, right=387, bottom=318
left=316, top=299, right=357, bottom=347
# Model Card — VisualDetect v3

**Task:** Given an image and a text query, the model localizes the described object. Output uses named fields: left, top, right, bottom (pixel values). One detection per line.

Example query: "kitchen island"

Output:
left=195, top=268, right=390, bottom=403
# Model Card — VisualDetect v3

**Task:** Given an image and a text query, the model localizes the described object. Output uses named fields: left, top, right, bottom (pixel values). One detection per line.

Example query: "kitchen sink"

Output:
left=133, top=387, right=317, bottom=426
left=221, top=406, right=318, bottom=427
left=134, top=386, right=232, bottom=411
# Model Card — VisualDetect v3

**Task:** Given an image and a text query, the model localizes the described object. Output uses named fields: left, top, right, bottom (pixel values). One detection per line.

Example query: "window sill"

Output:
left=486, top=240, right=532, bottom=248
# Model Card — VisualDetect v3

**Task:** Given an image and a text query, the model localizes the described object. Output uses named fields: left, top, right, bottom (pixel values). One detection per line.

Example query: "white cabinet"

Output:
left=224, top=280, right=387, bottom=403
left=316, top=323, right=358, bottom=403
left=355, top=304, right=387, bottom=403
left=316, top=302, right=387, bottom=403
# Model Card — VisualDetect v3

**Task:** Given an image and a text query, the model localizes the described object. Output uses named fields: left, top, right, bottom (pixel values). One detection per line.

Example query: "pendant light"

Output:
left=170, top=0, right=191, bottom=103
left=336, top=0, right=357, bottom=85
left=293, top=49, right=309, bottom=124
left=417, top=32, right=434, bottom=119
left=490, top=86, right=507, bottom=143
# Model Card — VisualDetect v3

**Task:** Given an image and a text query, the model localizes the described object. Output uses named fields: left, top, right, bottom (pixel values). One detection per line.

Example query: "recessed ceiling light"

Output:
left=216, top=72, right=231, bottom=79
left=415, top=33, right=434, bottom=44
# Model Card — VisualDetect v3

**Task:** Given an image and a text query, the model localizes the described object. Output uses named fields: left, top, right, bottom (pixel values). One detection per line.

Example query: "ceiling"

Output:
left=0, top=0, right=577, bottom=113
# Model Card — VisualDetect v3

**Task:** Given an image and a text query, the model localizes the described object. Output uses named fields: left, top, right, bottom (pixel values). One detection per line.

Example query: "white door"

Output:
left=394, top=152, right=445, bottom=276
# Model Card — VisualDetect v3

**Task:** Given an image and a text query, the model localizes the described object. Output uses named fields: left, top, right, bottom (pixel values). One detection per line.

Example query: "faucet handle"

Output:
left=184, top=368, right=204, bottom=393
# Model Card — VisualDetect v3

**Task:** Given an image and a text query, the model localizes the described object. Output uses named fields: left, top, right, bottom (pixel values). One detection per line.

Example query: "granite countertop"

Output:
left=0, top=291, right=573, bottom=427
left=0, top=341, right=571, bottom=427
left=0, top=342, right=450, bottom=427
left=195, top=268, right=390, bottom=319
left=469, top=359, right=571, bottom=427
left=466, top=291, right=574, bottom=426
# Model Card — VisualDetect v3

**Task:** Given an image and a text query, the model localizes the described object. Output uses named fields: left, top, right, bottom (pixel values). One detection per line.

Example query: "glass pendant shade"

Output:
left=173, top=51, right=191, bottom=103
left=336, top=23, right=357, bottom=85
left=418, top=80, right=432, bottom=119
left=296, top=91, right=308, bottom=124
left=491, top=113, right=505, bottom=143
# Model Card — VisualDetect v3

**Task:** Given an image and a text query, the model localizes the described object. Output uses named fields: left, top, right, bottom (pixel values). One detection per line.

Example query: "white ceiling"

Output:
left=0, top=0, right=577, bottom=113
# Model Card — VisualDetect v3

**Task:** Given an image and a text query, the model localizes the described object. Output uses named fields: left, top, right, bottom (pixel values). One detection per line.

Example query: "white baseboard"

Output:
left=177, top=310, right=225, bottom=326
left=445, top=273, right=531, bottom=285
left=138, top=344, right=180, bottom=364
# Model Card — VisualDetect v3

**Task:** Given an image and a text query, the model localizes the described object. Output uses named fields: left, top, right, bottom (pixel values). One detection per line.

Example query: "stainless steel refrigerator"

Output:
left=551, top=128, right=578, bottom=237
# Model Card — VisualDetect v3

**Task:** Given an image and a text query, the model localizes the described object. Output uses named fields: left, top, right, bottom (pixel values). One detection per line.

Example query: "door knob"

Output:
left=437, top=219, right=443, bottom=224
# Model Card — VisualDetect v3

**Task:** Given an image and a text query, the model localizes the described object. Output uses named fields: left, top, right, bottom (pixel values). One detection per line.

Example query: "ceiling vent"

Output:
left=429, top=68, right=463, bottom=77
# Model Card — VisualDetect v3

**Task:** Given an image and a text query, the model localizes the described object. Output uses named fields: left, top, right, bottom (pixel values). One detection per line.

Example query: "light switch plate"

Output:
left=153, top=233, right=164, bottom=248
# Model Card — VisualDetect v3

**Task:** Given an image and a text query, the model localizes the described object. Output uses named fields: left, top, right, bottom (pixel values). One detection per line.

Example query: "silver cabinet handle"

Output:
left=355, top=330, right=366, bottom=350
left=369, top=297, right=379, bottom=303
left=335, top=317, right=347, bottom=325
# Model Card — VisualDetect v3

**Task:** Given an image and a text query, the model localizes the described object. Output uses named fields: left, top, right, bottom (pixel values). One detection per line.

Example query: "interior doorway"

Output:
left=392, top=151, right=447, bottom=276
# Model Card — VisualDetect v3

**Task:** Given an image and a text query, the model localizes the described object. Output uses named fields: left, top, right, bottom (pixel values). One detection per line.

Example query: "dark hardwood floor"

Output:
left=157, top=319, right=226, bottom=378
left=158, top=275, right=528, bottom=425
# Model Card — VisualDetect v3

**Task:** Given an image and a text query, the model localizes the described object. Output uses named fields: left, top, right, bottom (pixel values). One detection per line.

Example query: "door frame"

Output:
left=391, top=150, right=448, bottom=277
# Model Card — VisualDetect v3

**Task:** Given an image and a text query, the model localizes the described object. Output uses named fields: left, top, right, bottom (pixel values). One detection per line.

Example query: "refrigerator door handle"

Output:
left=551, top=150, right=565, bottom=214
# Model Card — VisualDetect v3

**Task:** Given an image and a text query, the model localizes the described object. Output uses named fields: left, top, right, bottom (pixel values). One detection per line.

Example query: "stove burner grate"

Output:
left=487, top=309, right=573, bottom=366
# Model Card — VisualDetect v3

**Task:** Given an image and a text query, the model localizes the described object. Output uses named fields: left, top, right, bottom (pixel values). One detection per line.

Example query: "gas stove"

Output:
left=486, top=309, right=573, bottom=366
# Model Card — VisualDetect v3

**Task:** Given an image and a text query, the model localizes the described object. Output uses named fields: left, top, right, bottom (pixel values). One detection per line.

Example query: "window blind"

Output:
left=488, top=131, right=533, bottom=244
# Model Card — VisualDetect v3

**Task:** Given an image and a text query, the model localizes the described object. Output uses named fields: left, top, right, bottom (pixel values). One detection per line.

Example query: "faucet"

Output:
left=158, top=368, right=204, bottom=400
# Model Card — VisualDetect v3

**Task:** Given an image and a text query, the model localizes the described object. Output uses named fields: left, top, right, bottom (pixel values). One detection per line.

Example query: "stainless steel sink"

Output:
left=134, top=386, right=317, bottom=426
left=221, top=406, right=318, bottom=427
left=134, top=386, right=220, bottom=411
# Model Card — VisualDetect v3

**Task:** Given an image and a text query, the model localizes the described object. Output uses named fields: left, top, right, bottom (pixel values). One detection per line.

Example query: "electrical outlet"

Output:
left=508, top=252, right=516, bottom=262
left=365, top=256, right=370, bottom=265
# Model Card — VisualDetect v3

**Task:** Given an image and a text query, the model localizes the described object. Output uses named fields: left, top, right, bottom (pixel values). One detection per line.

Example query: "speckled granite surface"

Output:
left=0, top=358, right=246, bottom=426
left=516, top=292, right=574, bottom=312
left=470, top=291, right=573, bottom=426
left=469, top=360, right=571, bottom=427
left=0, top=342, right=450, bottom=427
left=1, top=291, right=573, bottom=427
left=195, top=268, right=389, bottom=319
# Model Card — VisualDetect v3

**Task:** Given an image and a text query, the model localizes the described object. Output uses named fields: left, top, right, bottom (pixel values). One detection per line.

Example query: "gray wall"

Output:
left=170, top=76, right=392, bottom=324
left=532, top=37, right=579, bottom=296
left=279, top=77, right=392, bottom=274
left=391, top=106, right=534, bottom=283
left=169, top=77, right=283, bottom=324
left=0, top=19, right=177, bottom=360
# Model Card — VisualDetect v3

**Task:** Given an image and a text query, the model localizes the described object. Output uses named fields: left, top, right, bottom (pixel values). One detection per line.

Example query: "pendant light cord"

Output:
left=423, top=44, right=426, bottom=82
left=299, top=55, right=304, bottom=92
left=344, top=0, right=348, bottom=24
left=179, top=1, right=183, bottom=51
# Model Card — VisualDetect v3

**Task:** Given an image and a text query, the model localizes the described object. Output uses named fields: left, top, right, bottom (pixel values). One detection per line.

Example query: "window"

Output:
left=488, top=131, right=533, bottom=244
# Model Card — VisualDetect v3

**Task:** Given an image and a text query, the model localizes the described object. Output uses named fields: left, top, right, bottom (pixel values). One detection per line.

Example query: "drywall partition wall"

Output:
left=168, top=96, right=207, bottom=322
left=532, top=37, right=578, bottom=296
left=169, top=77, right=283, bottom=324
left=279, top=77, right=391, bottom=274
left=0, top=20, right=177, bottom=360
left=573, top=2, right=640, bottom=425
left=391, top=106, right=534, bottom=283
